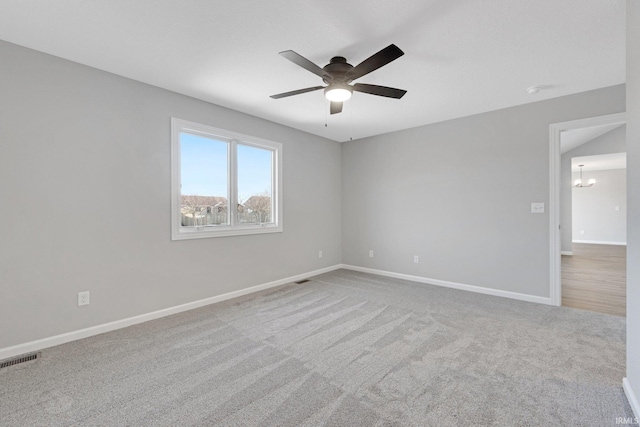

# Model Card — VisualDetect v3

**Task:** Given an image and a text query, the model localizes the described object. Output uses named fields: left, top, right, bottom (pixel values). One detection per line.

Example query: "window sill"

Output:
left=171, top=224, right=283, bottom=240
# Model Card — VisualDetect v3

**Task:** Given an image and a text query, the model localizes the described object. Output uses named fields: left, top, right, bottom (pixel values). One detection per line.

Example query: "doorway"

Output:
left=549, top=113, right=626, bottom=310
left=562, top=154, right=627, bottom=316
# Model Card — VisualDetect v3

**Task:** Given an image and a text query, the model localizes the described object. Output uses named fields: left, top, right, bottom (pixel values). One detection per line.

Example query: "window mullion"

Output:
left=229, top=139, right=238, bottom=227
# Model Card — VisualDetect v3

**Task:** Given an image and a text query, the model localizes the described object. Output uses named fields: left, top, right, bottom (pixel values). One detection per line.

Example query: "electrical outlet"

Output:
left=78, top=291, right=90, bottom=306
left=318, top=250, right=323, bottom=258
left=414, top=255, right=419, bottom=264
left=369, top=250, right=374, bottom=258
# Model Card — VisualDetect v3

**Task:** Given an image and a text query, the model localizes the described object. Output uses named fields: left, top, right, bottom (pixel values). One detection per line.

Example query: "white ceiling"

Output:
left=572, top=152, right=626, bottom=172
left=0, top=0, right=626, bottom=142
left=560, top=123, right=625, bottom=153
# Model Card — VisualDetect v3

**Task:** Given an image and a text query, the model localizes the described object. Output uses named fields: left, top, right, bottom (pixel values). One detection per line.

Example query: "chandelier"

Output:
left=574, top=164, right=596, bottom=188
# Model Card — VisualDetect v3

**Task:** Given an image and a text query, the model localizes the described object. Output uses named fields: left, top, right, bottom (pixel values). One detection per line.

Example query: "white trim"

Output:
left=549, top=112, right=626, bottom=307
left=572, top=240, right=627, bottom=245
left=560, top=251, right=573, bottom=256
left=623, top=377, right=640, bottom=420
left=550, top=121, right=562, bottom=306
left=0, top=264, right=342, bottom=361
left=340, top=264, right=553, bottom=305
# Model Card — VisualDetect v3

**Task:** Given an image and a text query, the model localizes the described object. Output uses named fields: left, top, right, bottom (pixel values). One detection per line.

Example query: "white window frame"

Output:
left=171, top=118, right=283, bottom=240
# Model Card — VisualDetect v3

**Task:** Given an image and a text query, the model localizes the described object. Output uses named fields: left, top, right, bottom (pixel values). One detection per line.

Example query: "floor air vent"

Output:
left=0, top=352, right=40, bottom=370
left=295, top=279, right=310, bottom=284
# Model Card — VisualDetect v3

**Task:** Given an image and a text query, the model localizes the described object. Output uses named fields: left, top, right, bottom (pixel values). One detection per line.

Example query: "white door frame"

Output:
left=548, top=112, right=626, bottom=306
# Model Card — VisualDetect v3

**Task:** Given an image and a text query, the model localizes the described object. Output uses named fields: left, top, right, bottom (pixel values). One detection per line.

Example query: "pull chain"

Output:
left=324, top=101, right=328, bottom=128
left=349, top=105, right=353, bottom=141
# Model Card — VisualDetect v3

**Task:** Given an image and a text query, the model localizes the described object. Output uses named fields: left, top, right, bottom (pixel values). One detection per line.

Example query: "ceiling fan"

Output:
left=270, top=44, right=407, bottom=115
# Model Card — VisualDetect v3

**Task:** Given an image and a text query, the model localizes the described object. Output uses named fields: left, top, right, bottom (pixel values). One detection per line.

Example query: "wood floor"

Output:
left=562, top=243, right=626, bottom=317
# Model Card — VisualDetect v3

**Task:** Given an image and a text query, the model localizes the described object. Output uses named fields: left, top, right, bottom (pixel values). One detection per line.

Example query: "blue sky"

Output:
left=180, top=132, right=272, bottom=201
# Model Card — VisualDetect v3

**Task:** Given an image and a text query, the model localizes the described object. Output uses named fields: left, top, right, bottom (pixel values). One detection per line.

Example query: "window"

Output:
left=171, top=118, right=282, bottom=239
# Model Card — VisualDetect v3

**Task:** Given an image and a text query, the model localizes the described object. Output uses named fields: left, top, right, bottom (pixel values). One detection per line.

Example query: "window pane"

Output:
left=237, top=144, right=273, bottom=224
left=180, top=132, right=229, bottom=228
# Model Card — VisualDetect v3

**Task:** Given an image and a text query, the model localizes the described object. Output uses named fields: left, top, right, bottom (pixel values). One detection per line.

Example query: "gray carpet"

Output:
left=0, top=269, right=634, bottom=426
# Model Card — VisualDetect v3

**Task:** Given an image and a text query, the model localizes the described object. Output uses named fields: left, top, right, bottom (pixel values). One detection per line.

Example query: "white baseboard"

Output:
left=623, top=378, right=640, bottom=420
left=0, top=264, right=342, bottom=361
left=561, top=251, right=573, bottom=256
left=572, top=240, right=627, bottom=245
left=339, top=264, right=553, bottom=306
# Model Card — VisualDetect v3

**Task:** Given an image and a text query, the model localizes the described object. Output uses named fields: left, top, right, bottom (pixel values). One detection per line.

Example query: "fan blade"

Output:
left=353, top=83, right=407, bottom=99
left=345, top=44, right=404, bottom=81
left=270, top=86, right=324, bottom=99
left=279, top=50, right=331, bottom=80
left=330, top=101, right=343, bottom=115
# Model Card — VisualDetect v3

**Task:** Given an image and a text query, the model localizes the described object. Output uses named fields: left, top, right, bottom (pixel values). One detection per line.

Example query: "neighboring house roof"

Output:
left=181, top=195, right=227, bottom=207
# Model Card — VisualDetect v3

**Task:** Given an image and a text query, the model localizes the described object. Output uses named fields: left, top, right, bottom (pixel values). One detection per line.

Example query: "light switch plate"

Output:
left=531, top=202, right=545, bottom=214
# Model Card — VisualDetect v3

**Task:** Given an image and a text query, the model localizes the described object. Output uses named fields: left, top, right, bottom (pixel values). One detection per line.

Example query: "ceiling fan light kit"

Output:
left=324, top=83, right=353, bottom=102
left=271, top=44, right=407, bottom=115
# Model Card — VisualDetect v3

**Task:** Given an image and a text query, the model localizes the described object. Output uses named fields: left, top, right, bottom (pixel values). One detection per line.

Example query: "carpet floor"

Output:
left=0, top=269, right=633, bottom=426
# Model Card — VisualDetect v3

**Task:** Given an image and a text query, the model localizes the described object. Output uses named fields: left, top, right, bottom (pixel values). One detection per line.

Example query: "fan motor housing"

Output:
left=323, top=57, right=353, bottom=84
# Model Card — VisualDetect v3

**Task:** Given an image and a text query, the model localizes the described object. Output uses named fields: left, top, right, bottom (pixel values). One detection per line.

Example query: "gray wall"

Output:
left=561, top=125, right=626, bottom=251
left=572, top=168, right=626, bottom=244
left=626, top=0, right=640, bottom=411
left=0, top=40, right=342, bottom=349
left=342, top=86, right=625, bottom=298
